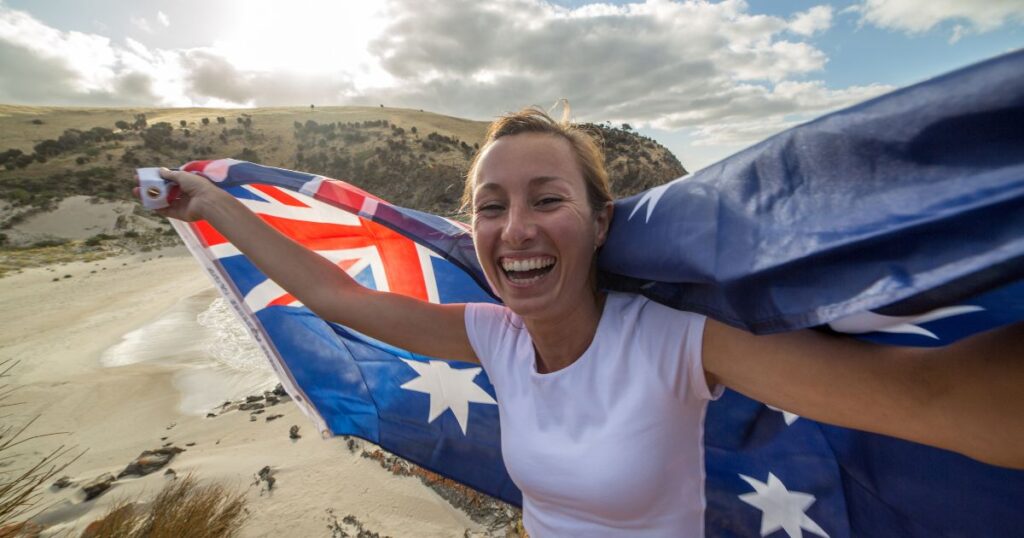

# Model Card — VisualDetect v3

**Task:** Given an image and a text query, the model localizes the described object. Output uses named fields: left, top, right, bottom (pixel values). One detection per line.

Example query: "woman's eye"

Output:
left=476, top=204, right=503, bottom=214
left=537, top=197, right=562, bottom=207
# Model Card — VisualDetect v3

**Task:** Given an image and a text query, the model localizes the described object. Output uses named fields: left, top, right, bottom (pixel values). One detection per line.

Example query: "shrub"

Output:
left=202, top=117, right=210, bottom=126
left=179, top=120, right=187, bottom=128
left=115, top=120, right=130, bottom=130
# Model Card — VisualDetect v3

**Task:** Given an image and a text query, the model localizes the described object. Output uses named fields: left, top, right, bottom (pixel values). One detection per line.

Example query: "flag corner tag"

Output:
left=138, top=167, right=172, bottom=210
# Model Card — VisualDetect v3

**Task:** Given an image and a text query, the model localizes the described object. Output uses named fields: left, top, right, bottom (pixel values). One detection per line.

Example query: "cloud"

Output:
left=131, top=16, right=153, bottom=34
left=0, top=0, right=896, bottom=153
left=853, top=0, right=1024, bottom=40
left=789, top=5, right=833, bottom=36
left=157, top=11, right=170, bottom=28
left=364, top=0, right=884, bottom=148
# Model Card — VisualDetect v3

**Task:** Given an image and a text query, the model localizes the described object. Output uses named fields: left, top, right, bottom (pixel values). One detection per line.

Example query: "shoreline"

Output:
left=1, top=247, right=510, bottom=536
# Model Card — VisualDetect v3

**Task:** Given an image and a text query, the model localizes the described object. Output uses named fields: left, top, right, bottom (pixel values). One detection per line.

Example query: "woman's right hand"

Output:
left=133, top=168, right=228, bottom=222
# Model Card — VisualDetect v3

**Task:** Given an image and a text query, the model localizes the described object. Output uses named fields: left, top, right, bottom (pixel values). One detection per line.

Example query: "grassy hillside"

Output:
left=0, top=105, right=687, bottom=254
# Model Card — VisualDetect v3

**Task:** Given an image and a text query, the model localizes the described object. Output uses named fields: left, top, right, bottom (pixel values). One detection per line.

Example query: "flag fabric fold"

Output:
left=171, top=49, right=1024, bottom=537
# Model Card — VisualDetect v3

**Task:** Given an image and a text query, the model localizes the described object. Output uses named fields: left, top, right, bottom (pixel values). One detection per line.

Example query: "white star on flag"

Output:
left=767, top=405, right=800, bottom=426
left=399, top=359, right=497, bottom=435
left=739, top=472, right=829, bottom=538
left=828, top=304, right=984, bottom=339
left=627, top=181, right=674, bottom=223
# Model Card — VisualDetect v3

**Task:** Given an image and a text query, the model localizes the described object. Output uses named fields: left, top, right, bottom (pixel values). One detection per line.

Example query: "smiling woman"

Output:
left=139, top=106, right=1024, bottom=537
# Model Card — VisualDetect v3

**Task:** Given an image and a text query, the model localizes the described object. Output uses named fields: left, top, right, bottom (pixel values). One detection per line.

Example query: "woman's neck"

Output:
left=523, top=292, right=607, bottom=374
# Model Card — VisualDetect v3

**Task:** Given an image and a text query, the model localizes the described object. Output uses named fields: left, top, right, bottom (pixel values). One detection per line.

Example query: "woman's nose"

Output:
left=501, top=206, right=536, bottom=245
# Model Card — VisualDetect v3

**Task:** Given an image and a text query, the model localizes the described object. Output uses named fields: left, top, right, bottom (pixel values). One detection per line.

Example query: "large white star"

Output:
left=738, top=472, right=829, bottom=538
left=399, top=359, right=497, bottom=435
left=627, top=181, right=674, bottom=223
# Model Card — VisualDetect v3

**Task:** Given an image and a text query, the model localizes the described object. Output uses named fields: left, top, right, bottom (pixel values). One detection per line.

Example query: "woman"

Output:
left=144, top=108, right=1023, bottom=536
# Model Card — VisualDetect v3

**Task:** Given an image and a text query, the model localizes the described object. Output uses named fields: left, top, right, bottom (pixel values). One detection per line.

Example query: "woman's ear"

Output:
left=594, top=201, right=614, bottom=247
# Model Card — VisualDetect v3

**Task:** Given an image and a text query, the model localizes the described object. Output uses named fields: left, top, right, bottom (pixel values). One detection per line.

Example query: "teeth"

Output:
left=501, top=257, right=554, bottom=272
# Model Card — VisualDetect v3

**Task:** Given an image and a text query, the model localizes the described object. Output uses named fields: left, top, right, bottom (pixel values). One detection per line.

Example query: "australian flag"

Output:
left=172, top=49, right=1024, bottom=537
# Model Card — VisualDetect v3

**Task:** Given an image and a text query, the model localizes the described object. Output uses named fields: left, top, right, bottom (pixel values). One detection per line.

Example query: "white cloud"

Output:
left=130, top=15, right=152, bottom=34
left=854, top=0, right=1024, bottom=40
left=0, top=0, right=899, bottom=153
left=157, top=11, right=170, bottom=28
left=789, top=5, right=833, bottom=36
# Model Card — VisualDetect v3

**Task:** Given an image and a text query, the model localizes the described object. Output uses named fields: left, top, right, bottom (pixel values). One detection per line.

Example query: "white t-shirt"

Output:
left=465, top=291, right=720, bottom=537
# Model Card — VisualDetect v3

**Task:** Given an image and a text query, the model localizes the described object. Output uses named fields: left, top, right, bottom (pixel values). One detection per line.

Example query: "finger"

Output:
left=159, top=167, right=181, bottom=182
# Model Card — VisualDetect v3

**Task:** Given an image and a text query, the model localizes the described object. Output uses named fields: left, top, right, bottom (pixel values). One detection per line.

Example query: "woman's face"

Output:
left=471, top=132, right=611, bottom=319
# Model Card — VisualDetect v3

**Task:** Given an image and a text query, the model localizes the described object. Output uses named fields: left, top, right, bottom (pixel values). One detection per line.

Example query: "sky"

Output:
left=0, top=0, right=1021, bottom=171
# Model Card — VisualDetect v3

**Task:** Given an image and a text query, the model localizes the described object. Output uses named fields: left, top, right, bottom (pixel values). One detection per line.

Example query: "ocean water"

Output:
left=100, top=289, right=279, bottom=415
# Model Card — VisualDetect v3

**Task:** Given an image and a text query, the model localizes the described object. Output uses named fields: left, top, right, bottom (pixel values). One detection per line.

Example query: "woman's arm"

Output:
left=702, top=318, right=1024, bottom=469
left=145, top=169, right=478, bottom=363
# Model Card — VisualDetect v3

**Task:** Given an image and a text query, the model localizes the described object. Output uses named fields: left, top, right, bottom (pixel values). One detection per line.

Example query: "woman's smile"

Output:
left=499, top=255, right=557, bottom=286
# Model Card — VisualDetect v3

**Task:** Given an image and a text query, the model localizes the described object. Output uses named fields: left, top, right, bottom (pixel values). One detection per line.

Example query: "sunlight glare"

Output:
left=213, top=0, right=392, bottom=88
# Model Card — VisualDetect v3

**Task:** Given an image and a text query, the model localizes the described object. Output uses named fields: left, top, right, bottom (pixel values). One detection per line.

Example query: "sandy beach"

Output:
left=1, top=247, right=502, bottom=537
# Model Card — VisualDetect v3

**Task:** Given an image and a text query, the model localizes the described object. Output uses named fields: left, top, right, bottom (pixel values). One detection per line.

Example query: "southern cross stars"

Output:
left=399, top=359, right=497, bottom=435
left=739, top=472, right=829, bottom=538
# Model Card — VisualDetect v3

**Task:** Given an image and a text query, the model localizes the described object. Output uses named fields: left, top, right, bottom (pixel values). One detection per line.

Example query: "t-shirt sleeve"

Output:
left=640, top=303, right=723, bottom=402
left=463, top=302, right=511, bottom=372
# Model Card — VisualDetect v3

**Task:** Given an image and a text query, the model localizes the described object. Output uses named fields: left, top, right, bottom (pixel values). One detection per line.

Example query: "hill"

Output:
left=0, top=105, right=687, bottom=268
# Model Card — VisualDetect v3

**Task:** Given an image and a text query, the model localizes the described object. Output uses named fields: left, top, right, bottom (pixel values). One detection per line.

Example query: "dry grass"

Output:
left=83, top=475, right=248, bottom=538
left=0, top=359, right=81, bottom=530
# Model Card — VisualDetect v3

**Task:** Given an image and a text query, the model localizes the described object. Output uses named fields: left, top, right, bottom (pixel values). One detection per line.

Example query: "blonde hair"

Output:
left=463, top=107, right=612, bottom=214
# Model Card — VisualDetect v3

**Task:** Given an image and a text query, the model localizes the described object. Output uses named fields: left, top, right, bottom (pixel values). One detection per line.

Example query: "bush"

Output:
left=83, top=474, right=248, bottom=537
left=115, top=120, right=130, bottom=130
left=30, top=239, right=69, bottom=248
left=84, top=233, right=114, bottom=246
left=179, top=120, right=187, bottom=128
left=202, top=117, right=210, bottom=126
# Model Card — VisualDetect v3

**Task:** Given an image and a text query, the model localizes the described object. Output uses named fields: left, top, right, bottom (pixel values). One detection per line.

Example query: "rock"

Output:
left=289, top=425, right=301, bottom=440
left=206, top=412, right=217, bottom=418
left=265, top=414, right=284, bottom=422
left=272, top=383, right=287, bottom=396
left=117, top=447, right=185, bottom=478
left=51, top=475, right=74, bottom=489
left=245, top=395, right=264, bottom=403
left=185, top=442, right=196, bottom=447
left=165, top=421, right=176, bottom=430
left=264, top=395, right=280, bottom=406
left=164, top=468, right=177, bottom=480
left=256, top=465, right=276, bottom=491
left=249, top=415, right=258, bottom=422
left=239, top=402, right=265, bottom=411
left=160, top=436, right=167, bottom=441
left=82, top=473, right=116, bottom=501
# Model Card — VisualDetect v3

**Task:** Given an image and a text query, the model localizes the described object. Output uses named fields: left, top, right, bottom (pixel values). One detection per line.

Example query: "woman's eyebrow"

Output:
left=474, top=175, right=568, bottom=194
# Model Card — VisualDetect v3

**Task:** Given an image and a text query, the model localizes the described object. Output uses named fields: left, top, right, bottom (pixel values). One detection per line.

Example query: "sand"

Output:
left=0, top=247, right=490, bottom=537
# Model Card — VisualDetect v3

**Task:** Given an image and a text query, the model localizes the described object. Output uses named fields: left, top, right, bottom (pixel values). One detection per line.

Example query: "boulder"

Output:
left=117, top=447, right=185, bottom=478
left=82, top=473, right=116, bottom=501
